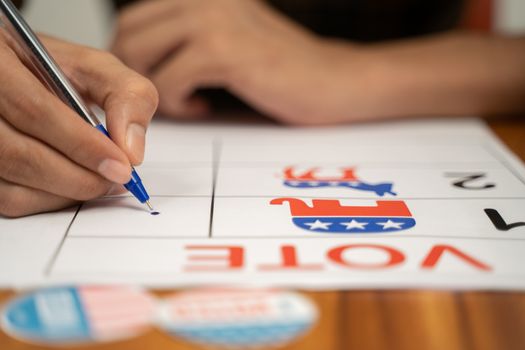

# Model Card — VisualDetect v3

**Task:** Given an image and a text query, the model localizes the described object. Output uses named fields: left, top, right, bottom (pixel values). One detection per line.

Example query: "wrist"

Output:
left=314, top=39, right=380, bottom=123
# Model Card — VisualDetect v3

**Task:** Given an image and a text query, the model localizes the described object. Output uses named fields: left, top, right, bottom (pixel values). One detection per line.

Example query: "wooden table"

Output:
left=1, top=118, right=524, bottom=350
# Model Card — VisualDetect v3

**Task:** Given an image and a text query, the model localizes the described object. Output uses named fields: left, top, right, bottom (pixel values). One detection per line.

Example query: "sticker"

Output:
left=157, top=289, right=318, bottom=348
left=1, top=286, right=155, bottom=345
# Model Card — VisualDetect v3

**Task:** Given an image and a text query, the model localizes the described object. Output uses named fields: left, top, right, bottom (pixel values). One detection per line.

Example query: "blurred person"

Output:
left=0, top=0, right=158, bottom=217
left=111, top=0, right=525, bottom=125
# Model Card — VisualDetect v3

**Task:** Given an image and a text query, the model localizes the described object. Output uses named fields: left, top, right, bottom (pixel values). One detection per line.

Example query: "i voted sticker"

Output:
left=1, top=286, right=155, bottom=346
left=157, top=289, right=318, bottom=348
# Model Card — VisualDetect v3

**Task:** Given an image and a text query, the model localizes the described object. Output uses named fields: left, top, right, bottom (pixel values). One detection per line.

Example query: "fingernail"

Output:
left=98, top=159, right=131, bottom=184
left=126, top=123, right=146, bottom=164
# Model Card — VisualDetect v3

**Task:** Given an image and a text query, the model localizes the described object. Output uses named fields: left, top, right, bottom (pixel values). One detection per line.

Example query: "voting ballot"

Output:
left=0, top=118, right=524, bottom=289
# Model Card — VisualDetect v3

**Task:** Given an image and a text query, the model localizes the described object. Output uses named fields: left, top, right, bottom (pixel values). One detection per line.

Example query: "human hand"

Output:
left=112, top=0, right=361, bottom=125
left=0, top=32, right=158, bottom=217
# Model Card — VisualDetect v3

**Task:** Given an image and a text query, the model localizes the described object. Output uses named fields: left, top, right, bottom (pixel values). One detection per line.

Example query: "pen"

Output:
left=0, top=0, right=154, bottom=212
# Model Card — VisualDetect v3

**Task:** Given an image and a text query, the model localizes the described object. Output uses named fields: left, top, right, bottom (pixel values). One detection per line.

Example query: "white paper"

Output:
left=1, top=117, right=525, bottom=290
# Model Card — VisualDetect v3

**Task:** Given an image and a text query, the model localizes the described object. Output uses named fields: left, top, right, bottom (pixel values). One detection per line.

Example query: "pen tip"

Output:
left=146, top=200, right=154, bottom=211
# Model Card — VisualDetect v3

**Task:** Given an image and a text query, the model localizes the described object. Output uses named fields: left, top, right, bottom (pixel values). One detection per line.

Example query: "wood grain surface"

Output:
left=1, top=118, right=524, bottom=350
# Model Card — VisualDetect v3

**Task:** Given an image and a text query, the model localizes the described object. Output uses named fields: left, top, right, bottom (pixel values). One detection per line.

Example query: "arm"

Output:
left=112, top=0, right=524, bottom=125
left=351, top=32, right=525, bottom=120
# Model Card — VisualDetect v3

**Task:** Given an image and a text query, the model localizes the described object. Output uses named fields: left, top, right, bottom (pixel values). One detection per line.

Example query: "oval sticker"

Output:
left=1, top=286, right=155, bottom=346
left=157, top=288, right=318, bottom=348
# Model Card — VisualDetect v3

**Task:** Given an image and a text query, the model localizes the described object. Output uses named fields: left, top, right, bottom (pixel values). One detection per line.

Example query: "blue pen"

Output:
left=0, top=0, right=154, bottom=211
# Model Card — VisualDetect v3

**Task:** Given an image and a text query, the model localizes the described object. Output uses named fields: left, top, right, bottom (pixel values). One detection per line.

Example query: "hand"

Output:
left=112, top=0, right=360, bottom=125
left=0, top=32, right=158, bottom=217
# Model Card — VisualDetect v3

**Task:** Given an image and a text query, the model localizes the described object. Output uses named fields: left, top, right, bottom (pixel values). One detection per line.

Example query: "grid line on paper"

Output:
left=44, top=204, right=83, bottom=276
left=216, top=161, right=503, bottom=168
left=87, top=195, right=525, bottom=200
left=66, top=234, right=525, bottom=241
left=208, top=138, right=222, bottom=238
left=210, top=196, right=525, bottom=200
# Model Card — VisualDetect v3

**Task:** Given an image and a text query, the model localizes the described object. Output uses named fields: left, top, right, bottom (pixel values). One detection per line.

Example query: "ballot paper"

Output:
left=1, top=118, right=525, bottom=290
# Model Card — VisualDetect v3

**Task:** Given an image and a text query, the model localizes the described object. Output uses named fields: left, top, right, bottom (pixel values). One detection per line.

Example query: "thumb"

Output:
left=48, top=38, right=159, bottom=165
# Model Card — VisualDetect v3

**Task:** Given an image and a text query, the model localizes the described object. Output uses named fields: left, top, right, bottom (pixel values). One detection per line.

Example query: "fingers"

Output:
left=0, top=45, right=133, bottom=184
left=112, top=15, right=195, bottom=75
left=114, top=0, right=252, bottom=120
left=43, top=36, right=158, bottom=166
left=0, top=178, right=78, bottom=218
left=116, top=0, right=183, bottom=36
left=66, top=51, right=158, bottom=165
left=0, top=118, right=113, bottom=201
left=151, top=48, right=215, bottom=118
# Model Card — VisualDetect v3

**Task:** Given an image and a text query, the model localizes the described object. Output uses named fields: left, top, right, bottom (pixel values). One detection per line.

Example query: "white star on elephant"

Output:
left=377, top=220, right=404, bottom=229
left=340, top=220, right=368, bottom=230
left=304, top=220, right=332, bottom=230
